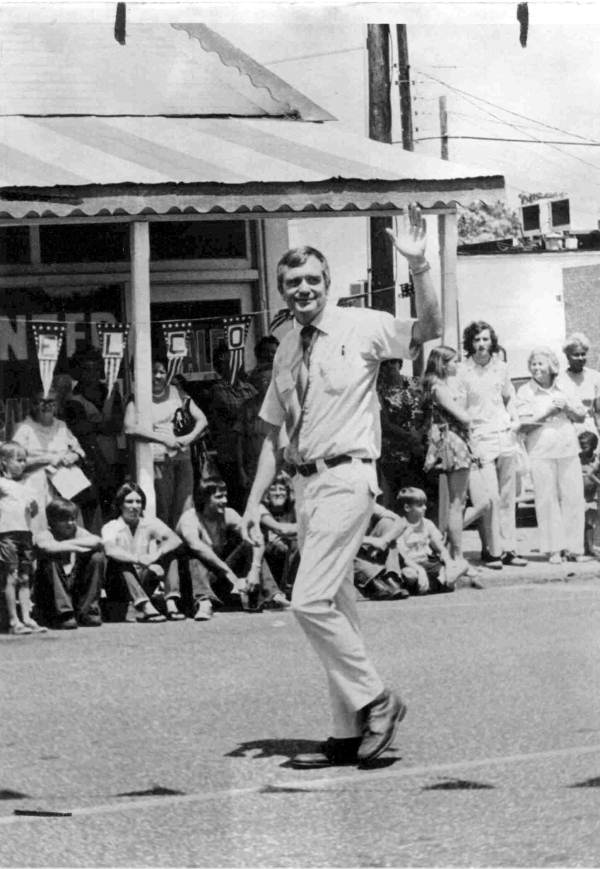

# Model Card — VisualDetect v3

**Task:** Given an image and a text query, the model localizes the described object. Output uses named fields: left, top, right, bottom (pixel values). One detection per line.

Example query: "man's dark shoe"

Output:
left=501, top=551, right=528, bottom=567
left=357, top=688, right=407, bottom=763
left=381, top=572, right=409, bottom=600
left=54, top=615, right=78, bottom=630
left=362, top=574, right=397, bottom=601
left=291, top=737, right=362, bottom=769
left=78, top=613, right=102, bottom=627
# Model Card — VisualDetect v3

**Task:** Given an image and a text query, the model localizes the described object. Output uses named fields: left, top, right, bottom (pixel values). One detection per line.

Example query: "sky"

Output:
left=5, top=0, right=600, bottom=224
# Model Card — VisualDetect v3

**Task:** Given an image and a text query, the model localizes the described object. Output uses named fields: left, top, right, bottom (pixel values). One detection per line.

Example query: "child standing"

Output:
left=578, top=431, right=600, bottom=557
left=396, top=487, right=476, bottom=593
left=0, top=442, right=46, bottom=634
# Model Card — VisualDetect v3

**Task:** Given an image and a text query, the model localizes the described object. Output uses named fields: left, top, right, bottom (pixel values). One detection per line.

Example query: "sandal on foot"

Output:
left=9, top=623, right=32, bottom=635
left=22, top=620, right=47, bottom=633
left=136, top=612, right=166, bottom=623
left=166, top=610, right=186, bottom=621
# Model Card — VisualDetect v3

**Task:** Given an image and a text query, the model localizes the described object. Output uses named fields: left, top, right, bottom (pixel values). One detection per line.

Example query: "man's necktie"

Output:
left=286, top=324, right=317, bottom=446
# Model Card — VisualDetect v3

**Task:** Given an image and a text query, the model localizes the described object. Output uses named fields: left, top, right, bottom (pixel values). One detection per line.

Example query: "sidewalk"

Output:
left=462, top=524, right=600, bottom=588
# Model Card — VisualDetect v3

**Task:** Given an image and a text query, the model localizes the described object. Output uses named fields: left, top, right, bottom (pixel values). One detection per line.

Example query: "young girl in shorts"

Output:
left=0, top=442, right=46, bottom=634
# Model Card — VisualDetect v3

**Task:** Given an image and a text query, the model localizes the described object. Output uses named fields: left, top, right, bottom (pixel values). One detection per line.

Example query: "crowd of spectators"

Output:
left=2, top=326, right=599, bottom=634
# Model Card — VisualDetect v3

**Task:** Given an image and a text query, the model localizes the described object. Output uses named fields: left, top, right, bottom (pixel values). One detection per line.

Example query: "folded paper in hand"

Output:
left=48, top=466, right=91, bottom=499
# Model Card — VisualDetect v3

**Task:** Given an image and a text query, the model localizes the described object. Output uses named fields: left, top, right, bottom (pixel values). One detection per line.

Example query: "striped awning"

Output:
left=0, top=117, right=505, bottom=221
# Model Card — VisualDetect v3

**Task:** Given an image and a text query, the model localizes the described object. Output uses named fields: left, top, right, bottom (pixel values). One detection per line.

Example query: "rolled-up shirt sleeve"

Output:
left=259, top=373, right=286, bottom=428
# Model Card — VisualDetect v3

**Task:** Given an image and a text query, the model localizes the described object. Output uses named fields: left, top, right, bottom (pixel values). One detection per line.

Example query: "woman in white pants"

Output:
left=517, top=347, right=588, bottom=564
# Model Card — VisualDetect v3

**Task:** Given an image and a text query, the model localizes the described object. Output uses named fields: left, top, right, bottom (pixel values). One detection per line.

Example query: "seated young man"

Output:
left=34, top=497, right=106, bottom=629
left=353, top=502, right=409, bottom=601
left=395, top=487, right=468, bottom=594
left=177, top=476, right=288, bottom=621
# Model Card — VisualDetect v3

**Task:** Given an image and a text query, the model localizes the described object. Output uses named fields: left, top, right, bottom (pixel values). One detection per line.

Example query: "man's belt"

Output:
left=293, top=454, right=372, bottom=477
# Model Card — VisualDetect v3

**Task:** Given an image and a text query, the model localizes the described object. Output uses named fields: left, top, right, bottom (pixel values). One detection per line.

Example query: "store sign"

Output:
left=0, top=284, right=123, bottom=398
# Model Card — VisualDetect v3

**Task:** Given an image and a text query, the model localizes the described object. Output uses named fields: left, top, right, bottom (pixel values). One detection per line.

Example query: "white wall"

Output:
left=457, top=251, right=600, bottom=377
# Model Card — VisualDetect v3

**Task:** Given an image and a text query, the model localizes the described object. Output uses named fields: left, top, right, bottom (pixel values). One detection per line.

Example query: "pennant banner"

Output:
left=161, top=321, right=192, bottom=385
left=224, top=315, right=252, bottom=386
left=268, top=307, right=293, bottom=333
left=96, top=322, right=130, bottom=395
left=30, top=322, right=66, bottom=398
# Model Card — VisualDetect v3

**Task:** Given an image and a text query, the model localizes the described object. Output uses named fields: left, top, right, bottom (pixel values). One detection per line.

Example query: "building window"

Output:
left=150, top=221, right=247, bottom=260
left=0, top=227, right=30, bottom=264
left=522, top=204, right=540, bottom=233
left=39, top=224, right=129, bottom=263
left=551, top=199, right=570, bottom=229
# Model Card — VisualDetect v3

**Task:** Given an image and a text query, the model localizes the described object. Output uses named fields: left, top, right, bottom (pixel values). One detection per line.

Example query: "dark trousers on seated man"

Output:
left=34, top=550, right=105, bottom=626
left=105, top=550, right=182, bottom=612
left=353, top=515, right=406, bottom=600
left=187, top=540, right=280, bottom=610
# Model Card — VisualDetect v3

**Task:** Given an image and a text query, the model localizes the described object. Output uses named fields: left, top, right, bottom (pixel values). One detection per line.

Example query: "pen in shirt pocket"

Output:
left=341, top=345, right=346, bottom=356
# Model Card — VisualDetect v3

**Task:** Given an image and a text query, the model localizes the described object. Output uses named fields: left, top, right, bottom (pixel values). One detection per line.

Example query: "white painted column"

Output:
left=130, top=221, right=156, bottom=516
left=438, top=210, right=459, bottom=351
left=437, top=210, right=459, bottom=534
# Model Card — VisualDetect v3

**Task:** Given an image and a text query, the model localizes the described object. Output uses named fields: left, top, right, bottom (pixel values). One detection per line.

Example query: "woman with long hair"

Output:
left=422, top=346, right=489, bottom=570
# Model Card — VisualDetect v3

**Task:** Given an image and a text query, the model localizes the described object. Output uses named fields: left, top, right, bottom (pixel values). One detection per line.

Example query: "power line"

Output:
left=422, top=73, right=600, bottom=176
left=416, top=69, right=600, bottom=145
left=415, top=135, right=600, bottom=145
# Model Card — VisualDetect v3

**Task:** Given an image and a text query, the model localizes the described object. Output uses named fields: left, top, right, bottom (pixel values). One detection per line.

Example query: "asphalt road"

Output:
left=2, top=579, right=600, bottom=867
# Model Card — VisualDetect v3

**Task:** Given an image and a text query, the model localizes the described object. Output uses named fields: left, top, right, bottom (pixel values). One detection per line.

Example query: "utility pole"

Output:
left=396, top=24, right=422, bottom=374
left=396, top=25, right=414, bottom=152
left=367, top=24, right=394, bottom=314
left=439, top=95, right=449, bottom=160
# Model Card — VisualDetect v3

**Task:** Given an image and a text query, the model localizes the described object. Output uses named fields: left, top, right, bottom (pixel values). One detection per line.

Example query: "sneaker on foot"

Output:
left=194, top=599, right=213, bottom=621
left=481, top=551, right=503, bottom=570
left=501, top=551, right=528, bottom=566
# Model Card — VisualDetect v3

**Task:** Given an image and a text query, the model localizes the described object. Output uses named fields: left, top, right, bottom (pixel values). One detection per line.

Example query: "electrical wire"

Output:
left=416, top=68, right=600, bottom=145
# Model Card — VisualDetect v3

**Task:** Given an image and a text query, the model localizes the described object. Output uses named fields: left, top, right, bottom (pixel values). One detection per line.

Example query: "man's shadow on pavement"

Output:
left=225, top=738, right=400, bottom=769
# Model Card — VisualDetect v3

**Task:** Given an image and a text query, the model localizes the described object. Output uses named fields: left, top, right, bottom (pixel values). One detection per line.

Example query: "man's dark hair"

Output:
left=254, top=335, right=279, bottom=363
left=194, top=476, right=227, bottom=512
left=114, top=482, right=147, bottom=514
left=46, top=498, right=78, bottom=527
left=462, top=321, right=500, bottom=357
left=276, top=246, right=331, bottom=293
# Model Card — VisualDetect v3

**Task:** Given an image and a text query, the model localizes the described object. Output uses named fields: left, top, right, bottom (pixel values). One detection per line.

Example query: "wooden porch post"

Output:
left=130, top=221, right=156, bottom=516
left=438, top=210, right=459, bottom=350
left=437, top=210, right=459, bottom=534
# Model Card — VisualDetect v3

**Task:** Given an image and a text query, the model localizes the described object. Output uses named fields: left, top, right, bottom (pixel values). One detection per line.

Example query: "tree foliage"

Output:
left=457, top=200, right=521, bottom=243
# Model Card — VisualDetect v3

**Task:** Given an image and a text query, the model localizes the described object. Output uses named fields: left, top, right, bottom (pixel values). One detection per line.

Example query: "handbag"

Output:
left=173, top=397, right=195, bottom=437
left=423, top=422, right=454, bottom=474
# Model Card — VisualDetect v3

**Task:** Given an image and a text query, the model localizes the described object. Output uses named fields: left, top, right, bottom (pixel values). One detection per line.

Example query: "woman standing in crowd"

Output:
left=517, top=347, right=588, bottom=564
left=456, top=321, right=527, bottom=569
left=124, top=356, right=208, bottom=529
left=421, top=346, right=489, bottom=570
left=13, top=386, right=99, bottom=533
left=557, top=332, right=600, bottom=436
left=64, top=345, right=125, bottom=520
left=102, top=482, right=184, bottom=622
left=377, top=359, right=428, bottom=508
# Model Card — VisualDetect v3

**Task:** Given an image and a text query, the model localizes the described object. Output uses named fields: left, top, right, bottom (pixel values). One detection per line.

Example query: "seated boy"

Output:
left=353, top=502, right=409, bottom=600
left=579, top=430, right=600, bottom=556
left=395, top=487, right=463, bottom=594
left=177, top=476, right=287, bottom=621
left=34, top=497, right=105, bottom=628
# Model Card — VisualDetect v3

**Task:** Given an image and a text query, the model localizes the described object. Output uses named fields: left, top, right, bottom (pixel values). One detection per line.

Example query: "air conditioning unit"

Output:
left=521, top=197, right=571, bottom=237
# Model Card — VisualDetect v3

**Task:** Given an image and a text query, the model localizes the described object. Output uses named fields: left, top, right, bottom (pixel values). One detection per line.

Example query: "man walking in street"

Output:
left=242, top=204, right=442, bottom=768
